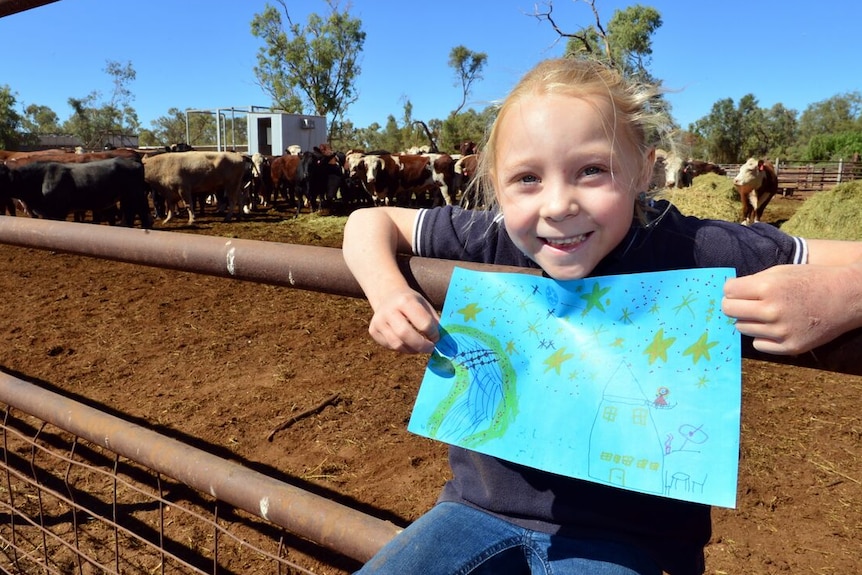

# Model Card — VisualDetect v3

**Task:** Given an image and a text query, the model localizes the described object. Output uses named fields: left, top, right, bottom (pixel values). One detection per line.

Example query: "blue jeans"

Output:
left=355, top=502, right=661, bottom=575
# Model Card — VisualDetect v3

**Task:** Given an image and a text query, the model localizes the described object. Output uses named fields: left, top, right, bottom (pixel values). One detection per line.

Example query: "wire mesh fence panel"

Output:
left=0, top=406, right=319, bottom=575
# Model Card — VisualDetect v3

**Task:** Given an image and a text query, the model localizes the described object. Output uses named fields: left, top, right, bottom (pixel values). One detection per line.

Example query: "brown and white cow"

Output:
left=142, top=151, right=247, bottom=224
left=454, top=153, right=483, bottom=208
left=392, top=153, right=455, bottom=207
left=733, top=158, right=778, bottom=225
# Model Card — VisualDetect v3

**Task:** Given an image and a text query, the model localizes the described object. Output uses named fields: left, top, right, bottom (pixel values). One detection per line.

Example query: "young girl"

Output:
left=342, top=57, right=862, bottom=575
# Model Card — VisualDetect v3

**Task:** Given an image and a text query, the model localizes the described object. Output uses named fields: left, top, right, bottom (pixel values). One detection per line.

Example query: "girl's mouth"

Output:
left=543, top=233, right=588, bottom=248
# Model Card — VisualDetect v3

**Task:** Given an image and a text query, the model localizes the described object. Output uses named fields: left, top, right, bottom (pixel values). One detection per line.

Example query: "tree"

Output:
left=691, top=98, right=743, bottom=163
left=142, top=107, right=218, bottom=148
left=21, top=104, right=61, bottom=135
left=448, top=46, right=487, bottom=116
left=62, top=60, right=140, bottom=149
left=0, top=85, right=30, bottom=149
left=797, top=92, right=862, bottom=146
left=250, top=0, right=365, bottom=134
left=535, top=1, right=661, bottom=82
left=439, top=107, right=495, bottom=154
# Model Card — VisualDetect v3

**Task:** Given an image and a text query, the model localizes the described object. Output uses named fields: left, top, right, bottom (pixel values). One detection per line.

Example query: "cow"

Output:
left=247, top=152, right=273, bottom=209
left=733, top=158, right=779, bottom=225
left=390, top=153, right=455, bottom=207
left=454, top=153, right=483, bottom=208
left=142, top=151, right=247, bottom=224
left=269, top=152, right=302, bottom=209
left=293, top=145, right=346, bottom=217
left=348, top=151, right=400, bottom=206
left=0, top=157, right=152, bottom=228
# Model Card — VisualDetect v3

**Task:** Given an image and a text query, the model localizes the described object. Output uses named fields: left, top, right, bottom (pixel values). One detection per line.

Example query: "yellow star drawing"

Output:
left=683, top=332, right=718, bottom=364
left=457, top=302, right=482, bottom=322
left=544, top=347, right=574, bottom=375
left=644, top=328, right=676, bottom=365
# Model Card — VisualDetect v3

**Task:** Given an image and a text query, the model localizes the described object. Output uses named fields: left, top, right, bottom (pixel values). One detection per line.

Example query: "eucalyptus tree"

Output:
left=250, top=0, right=365, bottom=134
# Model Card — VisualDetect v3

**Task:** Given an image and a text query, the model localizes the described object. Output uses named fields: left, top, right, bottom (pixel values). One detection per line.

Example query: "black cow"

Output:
left=0, top=164, right=17, bottom=215
left=293, top=146, right=346, bottom=217
left=0, top=157, right=152, bottom=228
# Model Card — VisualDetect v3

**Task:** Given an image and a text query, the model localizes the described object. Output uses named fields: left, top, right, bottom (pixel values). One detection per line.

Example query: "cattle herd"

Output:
left=0, top=142, right=773, bottom=228
left=0, top=143, right=487, bottom=227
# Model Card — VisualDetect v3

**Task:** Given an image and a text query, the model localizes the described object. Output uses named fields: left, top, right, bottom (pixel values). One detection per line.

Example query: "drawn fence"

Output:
left=0, top=217, right=861, bottom=573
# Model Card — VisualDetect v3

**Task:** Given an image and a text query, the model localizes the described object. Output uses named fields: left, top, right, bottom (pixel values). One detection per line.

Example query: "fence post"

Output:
left=838, top=158, right=844, bottom=184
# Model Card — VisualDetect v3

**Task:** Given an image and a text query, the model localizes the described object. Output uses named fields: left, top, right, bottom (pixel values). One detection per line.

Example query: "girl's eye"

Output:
left=583, top=165, right=604, bottom=176
left=519, top=174, right=540, bottom=184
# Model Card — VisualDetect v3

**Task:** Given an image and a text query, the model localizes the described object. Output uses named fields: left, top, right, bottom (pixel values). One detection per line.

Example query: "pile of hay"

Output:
left=780, top=181, right=862, bottom=240
left=654, top=173, right=740, bottom=222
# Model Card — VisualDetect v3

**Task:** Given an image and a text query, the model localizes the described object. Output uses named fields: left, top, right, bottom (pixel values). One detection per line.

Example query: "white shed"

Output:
left=247, top=112, right=328, bottom=156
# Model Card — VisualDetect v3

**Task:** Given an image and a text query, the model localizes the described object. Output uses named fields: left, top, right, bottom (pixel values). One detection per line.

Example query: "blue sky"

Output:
left=2, top=0, right=859, bottom=135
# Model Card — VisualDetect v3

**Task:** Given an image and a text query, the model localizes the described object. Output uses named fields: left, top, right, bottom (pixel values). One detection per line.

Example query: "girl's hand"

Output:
left=368, top=288, right=440, bottom=354
left=722, top=264, right=861, bottom=355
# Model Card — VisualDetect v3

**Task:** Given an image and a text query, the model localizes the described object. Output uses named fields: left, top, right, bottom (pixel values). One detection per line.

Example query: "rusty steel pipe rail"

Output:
left=0, top=215, right=528, bottom=310
left=1, top=216, right=861, bottom=375
left=0, top=369, right=401, bottom=563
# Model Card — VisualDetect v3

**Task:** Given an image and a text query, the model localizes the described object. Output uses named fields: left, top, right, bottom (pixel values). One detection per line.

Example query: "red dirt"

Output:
left=1, top=204, right=860, bottom=574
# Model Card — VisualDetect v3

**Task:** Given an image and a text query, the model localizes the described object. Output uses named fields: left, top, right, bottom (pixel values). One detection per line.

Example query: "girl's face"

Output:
left=492, top=92, right=645, bottom=281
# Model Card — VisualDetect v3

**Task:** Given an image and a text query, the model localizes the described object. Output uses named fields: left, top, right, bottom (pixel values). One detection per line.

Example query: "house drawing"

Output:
left=588, top=361, right=666, bottom=495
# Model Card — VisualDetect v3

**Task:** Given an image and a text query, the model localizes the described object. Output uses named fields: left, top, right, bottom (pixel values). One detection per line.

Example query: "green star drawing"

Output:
left=618, top=307, right=633, bottom=324
left=544, top=347, right=574, bottom=375
left=580, top=282, right=611, bottom=315
left=457, top=302, right=482, bottom=322
left=697, top=375, right=710, bottom=388
left=644, top=328, right=676, bottom=365
left=505, top=340, right=518, bottom=355
left=683, top=332, right=718, bottom=364
left=673, top=293, right=698, bottom=317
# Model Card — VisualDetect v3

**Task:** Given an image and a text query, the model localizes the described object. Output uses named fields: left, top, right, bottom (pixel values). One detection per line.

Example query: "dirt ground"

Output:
left=1, top=195, right=860, bottom=574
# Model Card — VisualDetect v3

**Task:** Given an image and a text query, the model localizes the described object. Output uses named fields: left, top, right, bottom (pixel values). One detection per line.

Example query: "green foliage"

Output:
left=804, top=131, right=862, bottom=161
left=61, top=59, right=140, bottom=149
left=439, top=107, right=495, bottom=154
left=797, top=92, right=862, bottom=145
left=0, top=85, right=32, bottom=150
left=250, top=0, right=365, bottom=133
left=780, top=181, right=862, bottom=240
left=21, top=104, right=60, bottom=135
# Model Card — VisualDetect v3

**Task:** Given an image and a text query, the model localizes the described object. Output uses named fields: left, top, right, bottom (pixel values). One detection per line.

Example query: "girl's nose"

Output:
left=541, top=182, right=579, bottom=221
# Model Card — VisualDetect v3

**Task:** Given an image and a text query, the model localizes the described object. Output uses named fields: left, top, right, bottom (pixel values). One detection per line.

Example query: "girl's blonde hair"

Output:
left=474, top=57, right=672, bottom=224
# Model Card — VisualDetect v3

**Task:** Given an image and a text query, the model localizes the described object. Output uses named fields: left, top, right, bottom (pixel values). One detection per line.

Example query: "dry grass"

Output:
left=780, top=180, right=862, bottom=240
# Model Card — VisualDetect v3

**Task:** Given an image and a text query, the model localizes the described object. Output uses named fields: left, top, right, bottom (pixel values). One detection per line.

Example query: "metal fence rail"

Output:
left=0, top=370, right=399, bottom=574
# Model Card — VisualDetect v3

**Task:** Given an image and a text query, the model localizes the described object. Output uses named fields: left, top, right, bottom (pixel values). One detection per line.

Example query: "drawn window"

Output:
left=631, top=407, right=649, bottom=426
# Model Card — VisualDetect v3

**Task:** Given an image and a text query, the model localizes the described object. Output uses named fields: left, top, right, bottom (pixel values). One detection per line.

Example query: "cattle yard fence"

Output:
left=1, top=216, right=861, bottom=574
left=720, top=158, right=862, bottom=195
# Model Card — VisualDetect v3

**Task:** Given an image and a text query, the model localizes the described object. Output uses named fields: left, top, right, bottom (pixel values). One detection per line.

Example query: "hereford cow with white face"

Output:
left=733, top=158, right=778, bottom=225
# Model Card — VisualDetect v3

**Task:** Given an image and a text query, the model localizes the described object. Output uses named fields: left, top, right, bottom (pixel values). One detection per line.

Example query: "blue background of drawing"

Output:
left=408, top=267, right=741, bottom=508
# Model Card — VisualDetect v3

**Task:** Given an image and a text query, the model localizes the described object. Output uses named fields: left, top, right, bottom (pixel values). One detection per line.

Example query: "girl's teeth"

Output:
left=547, top=234, right=586, bottom=246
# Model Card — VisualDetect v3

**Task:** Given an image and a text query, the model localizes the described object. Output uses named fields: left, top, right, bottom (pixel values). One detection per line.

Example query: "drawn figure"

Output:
left=426, top=325, right=519, bottom=449
left=654, top=386, right=670, bottom=407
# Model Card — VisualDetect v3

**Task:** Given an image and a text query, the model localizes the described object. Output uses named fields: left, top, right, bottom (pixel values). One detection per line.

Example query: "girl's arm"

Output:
left=722, top=238, right=862, bottom=355
left=342, top=207, right=440, bottom=354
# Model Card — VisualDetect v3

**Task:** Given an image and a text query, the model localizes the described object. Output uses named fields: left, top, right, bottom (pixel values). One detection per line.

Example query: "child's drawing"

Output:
left=408, top=267, right=742, bottom=508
